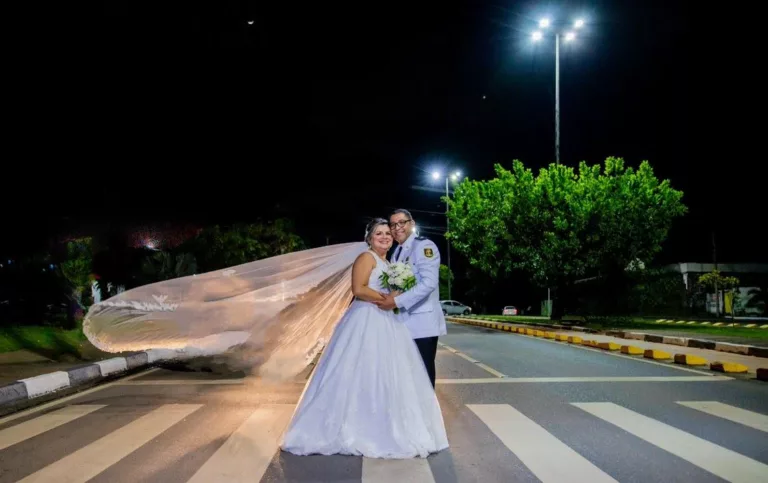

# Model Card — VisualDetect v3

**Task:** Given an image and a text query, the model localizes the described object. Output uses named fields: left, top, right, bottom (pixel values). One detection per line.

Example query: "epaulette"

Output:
left=415, top=236, right=429, bottom=241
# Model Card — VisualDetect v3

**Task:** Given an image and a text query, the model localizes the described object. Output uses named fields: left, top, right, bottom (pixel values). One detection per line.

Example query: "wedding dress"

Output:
left=280, top=250, right=448, bottom=458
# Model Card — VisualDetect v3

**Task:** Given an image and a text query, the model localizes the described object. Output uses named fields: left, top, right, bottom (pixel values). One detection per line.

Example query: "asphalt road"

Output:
left=1, top=322, right=767, bottom=482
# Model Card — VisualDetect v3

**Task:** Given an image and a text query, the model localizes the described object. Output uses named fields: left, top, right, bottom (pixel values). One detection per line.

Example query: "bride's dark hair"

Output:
left=364, top=218, right=390, bottom=246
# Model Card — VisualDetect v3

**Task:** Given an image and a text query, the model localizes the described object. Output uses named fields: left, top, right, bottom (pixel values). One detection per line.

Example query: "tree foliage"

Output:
left=58, top=238, right=95, bottom=310
left=141, top=252, right=198, bottom=283
left=697, top=270, right=740, bottom=292
left=182, top=219, right=305, bottom=272
left=439, top=264, right=454, bottom=300
left=446, top=158, right=687, bottom=289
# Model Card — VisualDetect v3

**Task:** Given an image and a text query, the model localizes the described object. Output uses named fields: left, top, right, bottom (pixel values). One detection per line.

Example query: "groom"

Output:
left=377, top=209, right=447, bottom=388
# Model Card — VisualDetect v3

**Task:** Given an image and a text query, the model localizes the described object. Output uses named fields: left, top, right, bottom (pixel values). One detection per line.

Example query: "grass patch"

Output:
left=0, top=326, right=87, bottom=358
left=473, top=315, right=768, bottom=341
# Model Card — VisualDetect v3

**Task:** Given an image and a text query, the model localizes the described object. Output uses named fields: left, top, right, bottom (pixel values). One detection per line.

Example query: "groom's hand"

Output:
left=376, top=294, right=397, bottom=311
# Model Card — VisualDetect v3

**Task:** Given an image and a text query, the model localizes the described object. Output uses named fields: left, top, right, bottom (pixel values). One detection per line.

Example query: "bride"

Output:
left=280, top=218, right=449, bottom=459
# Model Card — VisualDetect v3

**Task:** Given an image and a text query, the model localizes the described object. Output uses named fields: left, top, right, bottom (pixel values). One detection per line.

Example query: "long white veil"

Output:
left=83, top=242, right=369, bottom=379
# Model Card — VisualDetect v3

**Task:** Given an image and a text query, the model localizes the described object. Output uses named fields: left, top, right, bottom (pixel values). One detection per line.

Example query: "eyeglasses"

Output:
left=389, top=219, right=412, bottom=229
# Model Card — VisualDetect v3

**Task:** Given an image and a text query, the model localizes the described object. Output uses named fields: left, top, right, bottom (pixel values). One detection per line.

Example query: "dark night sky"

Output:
left=3, top=1, right=764, bottom=266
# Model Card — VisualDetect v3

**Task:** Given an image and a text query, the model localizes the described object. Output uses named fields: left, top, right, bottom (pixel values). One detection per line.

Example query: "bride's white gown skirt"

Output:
left=280, top=300, right=449, bottom=458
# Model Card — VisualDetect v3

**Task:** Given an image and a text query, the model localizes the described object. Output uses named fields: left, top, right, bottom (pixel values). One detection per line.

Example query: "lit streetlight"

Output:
left=531, top=16, right=588, bottom=164
left=431, top=169, right=463, bottom=300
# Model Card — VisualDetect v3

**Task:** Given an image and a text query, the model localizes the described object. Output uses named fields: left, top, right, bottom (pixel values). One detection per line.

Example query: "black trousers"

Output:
left=414, top=336, right=438, bottom=388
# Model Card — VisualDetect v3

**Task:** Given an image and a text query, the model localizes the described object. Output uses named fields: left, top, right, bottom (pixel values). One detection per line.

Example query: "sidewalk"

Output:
left=449, top=318, right=767, bottom=375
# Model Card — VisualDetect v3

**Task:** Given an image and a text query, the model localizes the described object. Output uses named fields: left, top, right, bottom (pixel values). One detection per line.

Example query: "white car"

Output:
left=440, top=300, right=472, bottom=316
left=502, top=306, right=518, bottom=316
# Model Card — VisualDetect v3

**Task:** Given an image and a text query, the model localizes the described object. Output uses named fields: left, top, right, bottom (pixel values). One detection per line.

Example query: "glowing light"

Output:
left=532, top=31, right=543, bottom=41
left=432, top=171, right=441, bottom=180
left=574, top=18, right=585, bottom=28
left=247, top=20, right=254, bottom=25
left=454, top=171, right=462, bottom=178
left=539, top=18, right=550, bottom=28
left=565, top=32, right=576, bottom=42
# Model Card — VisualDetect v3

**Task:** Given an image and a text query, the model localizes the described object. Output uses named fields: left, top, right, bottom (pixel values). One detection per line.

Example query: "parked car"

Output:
left=440, top=300, right=472, bottom=315
left=502, top=306, right=518, bottom=316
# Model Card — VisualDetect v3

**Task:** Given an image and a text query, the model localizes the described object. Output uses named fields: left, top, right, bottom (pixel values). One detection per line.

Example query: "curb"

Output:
left=0, top=349, right=177, bottom=414
left=457, top=316, right=768, bottom=359
left=449, top=317, right=767, bottom=379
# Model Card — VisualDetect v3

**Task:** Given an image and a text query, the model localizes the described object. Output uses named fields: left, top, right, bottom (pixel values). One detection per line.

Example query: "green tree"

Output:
left=446, top=158, right=686, bottom=318
left=141, top=252, right=198, bottom=283
left=57, top=238, right=96, bottom=326
left=439, top=264, right=454, bottom=300
left=697, top=270, right=740, bottom=317
left=183, top=219, right=306, bottom=272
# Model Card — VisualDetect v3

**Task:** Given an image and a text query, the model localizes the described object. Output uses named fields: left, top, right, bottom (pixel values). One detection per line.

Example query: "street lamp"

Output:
left=531, top=16, right=586, bottom=164
left=431, top=169, right=463, bottom=300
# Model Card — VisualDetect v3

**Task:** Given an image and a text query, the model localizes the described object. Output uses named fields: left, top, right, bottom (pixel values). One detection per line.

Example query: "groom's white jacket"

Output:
left=392, top=233, right=448, bottom=339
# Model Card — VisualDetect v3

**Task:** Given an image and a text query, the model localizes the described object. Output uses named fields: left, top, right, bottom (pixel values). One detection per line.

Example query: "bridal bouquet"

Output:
left=380, top=262, right=417, bottom=314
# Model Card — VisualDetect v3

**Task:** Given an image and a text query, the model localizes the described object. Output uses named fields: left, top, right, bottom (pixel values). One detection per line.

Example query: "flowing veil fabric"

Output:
left=83, top=242, right=369, bottom=379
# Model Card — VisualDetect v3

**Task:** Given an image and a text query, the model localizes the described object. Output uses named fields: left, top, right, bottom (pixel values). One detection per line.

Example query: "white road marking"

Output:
left=19, top=404, right=202, bottom=483
left=0, top=368, right=160, bottom=427
left=573, top=402, right=768, bottom=483
left=186, top=404, right=295, bottom=483
left=0, top=405, right=105, bottom=450
left=468, top=404, right=617, bottom=483
left=362, top=457, right=436, bottom=483
left=677, top=401, right=768, bottom=433
left=438, top=343, right=506, bottom=377
left=437, top=376, right=732, bottom=384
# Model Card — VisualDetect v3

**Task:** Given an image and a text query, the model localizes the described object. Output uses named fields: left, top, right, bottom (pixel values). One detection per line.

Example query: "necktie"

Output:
left=394, top=246, right=402, bottom=262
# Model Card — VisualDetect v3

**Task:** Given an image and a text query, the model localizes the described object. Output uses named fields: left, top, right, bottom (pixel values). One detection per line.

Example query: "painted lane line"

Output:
left=362, top=457, right=436, bottom=483
left=468, top=404, right=617, bottom=483
left=573, top=402, right=768, bottom=483
left=436, top=376, right=732, bottom=384
left=0, top=368, right=160, bottom=427
left=0, top=405, right=106, bottom=451
left=438, top=343, right=506, bottom=378
left=19, top=404, right=202, bottom=483
left=187, top=404, right=295, bottom=483
left=677, top=401, right=768, bottom=433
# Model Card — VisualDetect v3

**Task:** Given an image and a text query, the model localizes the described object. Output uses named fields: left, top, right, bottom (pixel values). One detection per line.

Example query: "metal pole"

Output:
left=555, top=32, right=560, bottom=165
left=445, top=176, right=452, bottom=300
left=547, top=287, right=551, bottom=318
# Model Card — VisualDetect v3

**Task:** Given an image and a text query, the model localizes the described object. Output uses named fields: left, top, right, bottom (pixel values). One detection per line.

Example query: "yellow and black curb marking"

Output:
left=448, top=316, right=767, bottom=380
left=653, top=318, right=768, bottom=329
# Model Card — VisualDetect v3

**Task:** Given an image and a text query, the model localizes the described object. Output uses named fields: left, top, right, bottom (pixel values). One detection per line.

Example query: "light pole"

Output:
left=431, top=169, right=462, bottom=300
left=532, top=17, right=585, bottom=164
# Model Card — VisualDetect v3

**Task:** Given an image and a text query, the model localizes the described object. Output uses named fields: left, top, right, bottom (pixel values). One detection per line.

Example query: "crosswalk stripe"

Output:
left=362, top=457, right=435, bottom=483
left=0, top=405, right=105, bottom=451
left=676, top=401, right=768, bottom=433
left=186, top=404, right=295, bottom=483
left=467, top=404, right=618, bottom=483
left=573, top=402, right=768, bottom=483
left=18, top=404, right=202, bottom=483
